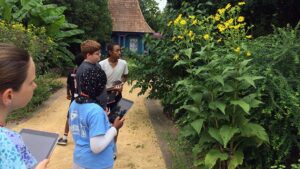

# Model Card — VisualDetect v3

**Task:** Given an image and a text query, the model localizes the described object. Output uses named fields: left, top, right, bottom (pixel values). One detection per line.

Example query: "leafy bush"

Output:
left=7, top=73, right=63, bottom=122
left=131, top=2, right=300, bottom=169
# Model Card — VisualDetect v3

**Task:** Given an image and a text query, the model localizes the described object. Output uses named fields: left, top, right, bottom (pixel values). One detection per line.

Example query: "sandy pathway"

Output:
left=7, top=81, right=167, bottom=169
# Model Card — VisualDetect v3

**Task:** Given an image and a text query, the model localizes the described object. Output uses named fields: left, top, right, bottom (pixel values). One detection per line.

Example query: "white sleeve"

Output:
left=123, top=60, right=128, bottom=75
left=90, top=127, right=117, bottom=154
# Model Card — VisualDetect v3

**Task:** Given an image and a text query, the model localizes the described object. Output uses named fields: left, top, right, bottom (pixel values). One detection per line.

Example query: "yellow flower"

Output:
left=177, top=35, right=184, bottom=39
left=238, top=2, right=246, bottom=5
left=174, top=14, right=182, bottom=24
left=192, top=19, right=197, bottom=25
left=167, top=21, right=173, bottom=26
left=173, top=54, right=180, bottom=60
left=214, top=14, right=220, bottom=21
left=237, top=16, right=245, bottom=22
left=188, top=30, right=194, bottom=37
left=189, top=15, right=195, bottom=20
left=225, top=3, right=231, bottom=10
left=234, top=47, right=241, bottom=53
left=233, top=24, right=241, bottom=29
left=217, top=24, right=226, bottom=32
left=180, top=19, right=187, bottom=26
left=218, top=8, right=226, bottom=15
left=217, top=38, right=222, bottom=42
left=203, top=34, right=210, bottom=41
left=246, top=52, right=251, bottom=56
left=246, top=35, right=252, bottom=39
left=224, top=18, right=233, bottom=27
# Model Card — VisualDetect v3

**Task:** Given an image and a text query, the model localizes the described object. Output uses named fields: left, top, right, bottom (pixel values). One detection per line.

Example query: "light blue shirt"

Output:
left=69, top=101, right=114, bottom=169
left=0, top=127, right=37, bottom=169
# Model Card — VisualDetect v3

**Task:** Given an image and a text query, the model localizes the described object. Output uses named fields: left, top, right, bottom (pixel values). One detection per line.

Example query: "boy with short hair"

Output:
left=76, top=40, right=107, bottom=108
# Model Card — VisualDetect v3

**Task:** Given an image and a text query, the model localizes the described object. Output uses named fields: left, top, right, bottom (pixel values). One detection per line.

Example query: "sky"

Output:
left=155, top=0, right=167, bottom=11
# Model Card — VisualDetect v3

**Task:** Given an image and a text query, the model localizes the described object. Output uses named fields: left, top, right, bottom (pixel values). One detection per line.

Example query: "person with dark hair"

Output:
left=99, top=43, right=128, bottom=159
left=0, top=43, right=48, bottom=168
left=69, top=66, right=124, bottom=169
left=57, top=53, right=84, bottom=145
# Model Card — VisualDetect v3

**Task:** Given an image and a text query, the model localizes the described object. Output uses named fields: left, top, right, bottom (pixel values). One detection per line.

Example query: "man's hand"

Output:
left=113, top=116, right=125, bottom=130
left=66, top=94, right=71, bottom=100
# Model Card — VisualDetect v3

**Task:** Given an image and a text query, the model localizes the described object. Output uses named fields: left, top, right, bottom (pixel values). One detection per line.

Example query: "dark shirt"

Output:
left=67, top=68, right=77, bottom=100
left=76, top=61, right=108, bottom=108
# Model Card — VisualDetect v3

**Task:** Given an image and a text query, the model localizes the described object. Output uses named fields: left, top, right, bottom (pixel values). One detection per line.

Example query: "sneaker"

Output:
left=57, top=137, right=68, bottom=145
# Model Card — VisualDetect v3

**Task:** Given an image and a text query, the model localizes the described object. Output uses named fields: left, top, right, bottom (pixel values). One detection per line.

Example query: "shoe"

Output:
left=57, top=137, right=68, bottom=145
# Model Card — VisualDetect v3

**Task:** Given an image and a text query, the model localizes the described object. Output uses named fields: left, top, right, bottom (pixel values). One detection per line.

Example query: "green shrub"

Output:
left=7, top=73, right=63, bottom=122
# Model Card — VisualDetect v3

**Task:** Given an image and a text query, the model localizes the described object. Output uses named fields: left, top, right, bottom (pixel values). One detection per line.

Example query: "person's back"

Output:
left=76, top=40, right=107, bottom=109
left=69, top=66, right=124, bottom=169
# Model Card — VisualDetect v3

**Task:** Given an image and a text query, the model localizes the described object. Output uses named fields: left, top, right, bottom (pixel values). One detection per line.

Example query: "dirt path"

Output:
left=7, top=81, right=167, bottom=169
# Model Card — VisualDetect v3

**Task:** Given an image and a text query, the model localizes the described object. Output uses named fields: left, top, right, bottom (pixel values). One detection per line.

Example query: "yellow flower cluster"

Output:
left=234, top=47, right=252, bottom=56
left=12, top=23, right=26, bottom=32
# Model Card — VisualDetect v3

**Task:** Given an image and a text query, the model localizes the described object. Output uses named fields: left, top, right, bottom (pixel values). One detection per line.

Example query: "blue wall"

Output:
left=111, top=32, right=145, bottom=54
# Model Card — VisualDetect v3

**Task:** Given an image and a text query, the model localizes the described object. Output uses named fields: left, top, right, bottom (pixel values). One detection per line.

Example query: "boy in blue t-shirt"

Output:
left=69, top=66, right=124, bottom=169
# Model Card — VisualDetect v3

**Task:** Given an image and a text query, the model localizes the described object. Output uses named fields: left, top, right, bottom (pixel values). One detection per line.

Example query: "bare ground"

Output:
left=7, top=81, right=167, bottom=169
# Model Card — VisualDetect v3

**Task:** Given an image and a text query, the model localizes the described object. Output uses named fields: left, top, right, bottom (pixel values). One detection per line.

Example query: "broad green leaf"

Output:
left=174, top=60, right=189, bottom=67
left=191, top=119, right=204, bottom=134
left=205, top=149, right=228, bottom=169
left=240, top=123, right=269, bottom=144
left=190, top=92, right=202, bottom=104
left=240, top=59, right=252, bottom=67
left=209, top=101, right=226, bottom=114
left=208, top=128, right=223, bottom=145
left=219, top=125, right=240, bottom=148
left=228, top=150, right=244, bottom=169
left=182, top=48, right=192, bottom=59
left=236, top=76, right=264, bottom=88
left=213, top=75, right=224, bottom=86
left=181, top=125, right=197, bottom=137
left=230, top=100, right=250, bottom=114
left=180, top=105, right=199, bottom=114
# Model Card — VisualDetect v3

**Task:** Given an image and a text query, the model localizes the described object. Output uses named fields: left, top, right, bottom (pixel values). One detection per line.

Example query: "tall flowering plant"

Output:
left=166, top=2, right=269, bottom=169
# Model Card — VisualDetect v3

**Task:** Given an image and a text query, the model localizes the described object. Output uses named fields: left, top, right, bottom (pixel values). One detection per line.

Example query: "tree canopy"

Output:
left=44, top=0, right=112, bottom=42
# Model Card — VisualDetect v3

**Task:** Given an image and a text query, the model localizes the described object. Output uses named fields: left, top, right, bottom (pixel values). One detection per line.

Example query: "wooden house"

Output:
left=108, top=0, right=154, bottom=54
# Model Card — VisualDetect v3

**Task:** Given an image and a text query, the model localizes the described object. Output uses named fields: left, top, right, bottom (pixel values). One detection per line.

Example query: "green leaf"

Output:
left=212, top=75, right=224, bottom=86
left=236, top=76, right=264, bottom=88
left=190, top=92, right=202, bottom=104
left=228, top=150, right=244, bottom=169
left=208, top=128, right=223, bottom=145
left=174, top=60, right=189, bottom=67
left=209, top=101, right=226, bottom=114
left=230, top=100, right=250, bottom=114
left=191, top=119, right=204, bottom=134
left=205, top=149, right=228, bottom=169
left=219, top=125, right=240, bottom=148
left=180, top=105, right=199, bottom=114
left=182, top=48, right=192, bottom=59
left=240, top=123, right=269, bottom=144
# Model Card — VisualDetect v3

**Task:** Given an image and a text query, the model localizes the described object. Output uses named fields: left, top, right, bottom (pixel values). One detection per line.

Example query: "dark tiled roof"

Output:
left=108, top=0, right=154, bottom=33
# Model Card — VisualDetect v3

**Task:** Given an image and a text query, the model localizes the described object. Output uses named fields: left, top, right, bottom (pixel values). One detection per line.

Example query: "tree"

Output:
left=139, top=0, right=162, bottom=32
left=44, top=0, right=112, bottom=43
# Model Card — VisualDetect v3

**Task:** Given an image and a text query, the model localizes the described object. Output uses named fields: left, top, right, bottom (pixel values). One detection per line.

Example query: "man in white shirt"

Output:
left=99, top=43, right=128, bottom=159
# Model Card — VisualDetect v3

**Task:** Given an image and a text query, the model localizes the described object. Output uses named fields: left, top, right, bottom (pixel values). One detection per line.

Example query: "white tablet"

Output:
left=20, top=129, right=59, bottom=167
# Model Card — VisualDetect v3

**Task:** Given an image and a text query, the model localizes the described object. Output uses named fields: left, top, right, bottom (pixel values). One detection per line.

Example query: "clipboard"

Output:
left=20, top=129, right=59, bottom=167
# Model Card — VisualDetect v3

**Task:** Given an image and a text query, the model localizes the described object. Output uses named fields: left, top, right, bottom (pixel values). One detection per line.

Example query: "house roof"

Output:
left=108, top=0, right=154, bottom=33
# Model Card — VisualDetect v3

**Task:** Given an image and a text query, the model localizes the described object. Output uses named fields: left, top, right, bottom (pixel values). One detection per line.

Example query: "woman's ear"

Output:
left=0, top=88, right=13, bottom=107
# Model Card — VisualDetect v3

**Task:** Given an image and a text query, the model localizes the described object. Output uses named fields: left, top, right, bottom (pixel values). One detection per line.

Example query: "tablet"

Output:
left=20, top=129, right=59, bottom=165
left=118, top=98, right=134, bottom=111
